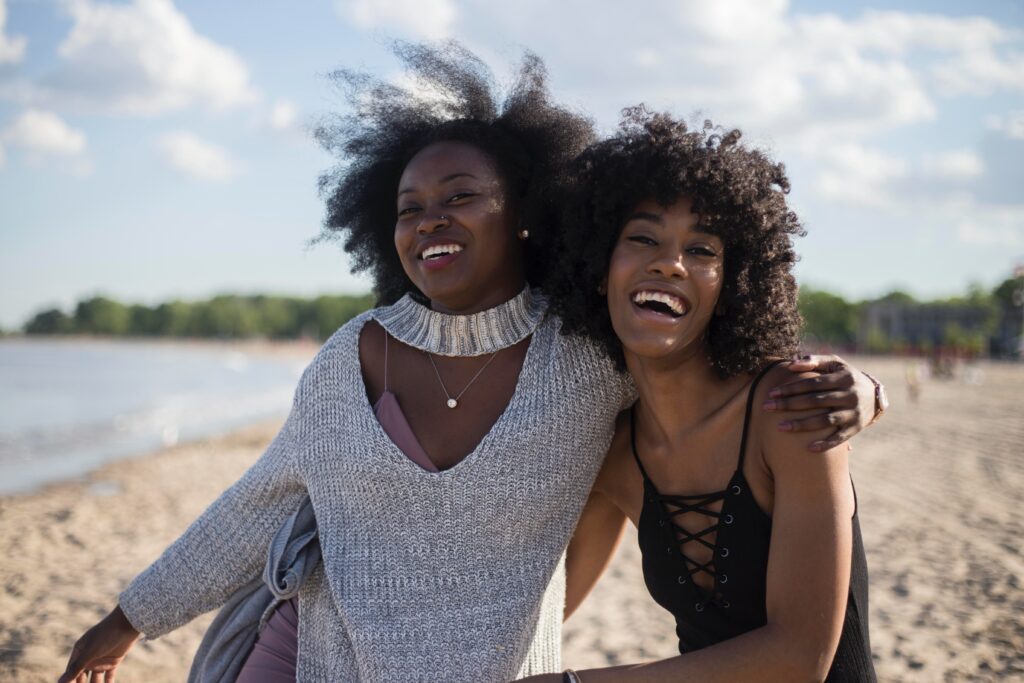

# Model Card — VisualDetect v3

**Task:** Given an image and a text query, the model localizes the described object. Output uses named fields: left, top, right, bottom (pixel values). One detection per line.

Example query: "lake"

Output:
left=0, top=338, right=310, bottom=494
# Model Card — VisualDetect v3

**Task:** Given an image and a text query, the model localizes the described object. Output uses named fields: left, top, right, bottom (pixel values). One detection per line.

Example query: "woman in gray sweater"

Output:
left=59, top=44, right=880, bottom=683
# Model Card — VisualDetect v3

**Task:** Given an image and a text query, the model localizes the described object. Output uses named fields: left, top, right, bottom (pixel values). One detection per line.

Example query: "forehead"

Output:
left=629, top=197, right=717, bottom=237
left=399, top=141, right=502, bottom=186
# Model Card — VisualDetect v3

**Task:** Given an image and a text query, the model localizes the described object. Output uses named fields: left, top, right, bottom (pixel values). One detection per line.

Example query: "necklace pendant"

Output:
left=446, top=398, right=458, bottom=409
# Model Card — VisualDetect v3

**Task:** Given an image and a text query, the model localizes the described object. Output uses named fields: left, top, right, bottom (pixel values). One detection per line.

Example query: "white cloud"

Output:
left=0, top=0, right=26, bottom=63
left=987, top=111, right=1024, bottom=140
left=44, top=0, right=257, bottom=115
left=634, top=49, right=660, bottom=69
left=814, top=143, right=908, bottom=208
left=927, top=150, right=984, bottom=180
left=269, top=99, right=298, bottom=131
left=156, top=131, right=237, bottom=181
left=544, top=2, right=1021, bottom=148
left=1, top=109, right=87, bottom=156
left=337, top=0, right=456, bottom=39
left=955, top=206, right=1024, bottom=248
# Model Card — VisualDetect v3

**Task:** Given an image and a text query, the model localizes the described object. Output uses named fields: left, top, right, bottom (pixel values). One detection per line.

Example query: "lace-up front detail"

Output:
left=630, top=361, right=784, bottom=651
left=630, top=406, right=736, bottom=612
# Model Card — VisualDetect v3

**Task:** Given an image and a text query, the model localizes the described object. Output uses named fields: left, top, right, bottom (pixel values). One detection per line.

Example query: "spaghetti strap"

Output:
left=383, top=326, right=389, bottom=392
left=628, top=404, right=655, bottom=483
left=736, top=360, right=788, bottom=469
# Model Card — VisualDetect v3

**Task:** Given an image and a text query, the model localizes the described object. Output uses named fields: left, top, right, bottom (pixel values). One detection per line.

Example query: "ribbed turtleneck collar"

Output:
left=371, top=287, right=548, bottom=357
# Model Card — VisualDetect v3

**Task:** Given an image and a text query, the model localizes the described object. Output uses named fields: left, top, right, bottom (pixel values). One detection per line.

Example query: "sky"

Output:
left=1, top=0, right=1022, bottom=329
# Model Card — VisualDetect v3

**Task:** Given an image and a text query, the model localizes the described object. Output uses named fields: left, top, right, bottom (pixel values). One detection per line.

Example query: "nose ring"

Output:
left=438, top=215, right=450, bottom=223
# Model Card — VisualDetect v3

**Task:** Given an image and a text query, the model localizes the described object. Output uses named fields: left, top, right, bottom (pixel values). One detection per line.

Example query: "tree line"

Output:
left=799, top=275, right=1022, bottom=354
left=13, top=274, right=1023, bottom=351
left=21, top=293, right=376, bottom=342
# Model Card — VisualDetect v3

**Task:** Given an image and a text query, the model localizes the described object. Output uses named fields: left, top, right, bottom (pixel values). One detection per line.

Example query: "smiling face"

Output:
left=395, top=141, right=526, bottom=314
left=606, top=197, right=725, bottom=364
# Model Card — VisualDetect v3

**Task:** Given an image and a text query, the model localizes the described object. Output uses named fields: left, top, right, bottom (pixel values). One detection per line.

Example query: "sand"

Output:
left=1, top=356, right=1021, bottom=682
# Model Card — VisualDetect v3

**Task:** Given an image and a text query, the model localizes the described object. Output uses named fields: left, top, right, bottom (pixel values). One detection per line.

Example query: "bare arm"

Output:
left=521, top=374, right=856, bottom=683
left=564, top=489, right=628, bottom=620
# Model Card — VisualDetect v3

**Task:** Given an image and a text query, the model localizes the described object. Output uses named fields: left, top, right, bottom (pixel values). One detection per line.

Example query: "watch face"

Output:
left=877, top=382, right=889, bottom=412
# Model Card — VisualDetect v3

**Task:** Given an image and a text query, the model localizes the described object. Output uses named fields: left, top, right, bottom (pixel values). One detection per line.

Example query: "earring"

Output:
left=518, top=229, right=529, bottom=240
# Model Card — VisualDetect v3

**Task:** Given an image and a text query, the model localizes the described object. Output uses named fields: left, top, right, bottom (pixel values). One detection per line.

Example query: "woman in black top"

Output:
left=523, top=109, right=877, bottom=682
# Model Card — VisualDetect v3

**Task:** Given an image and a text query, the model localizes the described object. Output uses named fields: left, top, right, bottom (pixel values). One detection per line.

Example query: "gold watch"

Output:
left=863, top=372, right=888, bottom=426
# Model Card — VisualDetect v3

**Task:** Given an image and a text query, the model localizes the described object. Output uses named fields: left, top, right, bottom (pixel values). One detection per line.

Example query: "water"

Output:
left=0, top=338, right=309, bottom=495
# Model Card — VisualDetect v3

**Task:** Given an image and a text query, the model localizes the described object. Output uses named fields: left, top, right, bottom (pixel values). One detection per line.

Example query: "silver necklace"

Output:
left=425, top=349, right=500, bottom=409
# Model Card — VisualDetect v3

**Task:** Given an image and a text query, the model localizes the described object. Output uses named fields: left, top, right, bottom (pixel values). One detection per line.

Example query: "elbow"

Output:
left=773, top=660, right=830, bottom=683
left=788, top=646, right=835, bottom=682
left=763, top=624, right=836, bottom=682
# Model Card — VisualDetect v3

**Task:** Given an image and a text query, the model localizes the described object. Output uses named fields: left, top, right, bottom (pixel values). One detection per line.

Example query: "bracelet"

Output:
left=563, top=670, right=583, bottom=683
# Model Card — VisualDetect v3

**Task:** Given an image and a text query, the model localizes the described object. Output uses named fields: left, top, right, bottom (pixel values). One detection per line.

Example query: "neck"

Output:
left=624, top=342, right=733, bottom=446
left=428, top=274, right=527, bottom=315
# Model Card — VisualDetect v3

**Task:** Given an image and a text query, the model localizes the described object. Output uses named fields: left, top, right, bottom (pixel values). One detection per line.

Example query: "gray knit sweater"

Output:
left=119, top=305, right=632, bottom=682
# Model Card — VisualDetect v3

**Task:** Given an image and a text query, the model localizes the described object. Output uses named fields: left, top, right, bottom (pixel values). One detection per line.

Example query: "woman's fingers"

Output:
left=785, top=353, right=848, bottom=375
left=765, top=389, right=858, bottom=413
left=777, top=409, right=858, bottom=434
left=769, top=369, right=854, bottom=400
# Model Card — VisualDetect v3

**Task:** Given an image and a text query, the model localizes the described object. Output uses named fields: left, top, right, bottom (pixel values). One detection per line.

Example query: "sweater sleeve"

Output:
left=118, top=371, right=310, bottom=639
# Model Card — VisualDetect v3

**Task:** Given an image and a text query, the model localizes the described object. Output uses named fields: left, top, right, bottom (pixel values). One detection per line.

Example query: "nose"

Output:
left=646, top=249, right=688, bottom=279
left=417, top=212, right=450, bottom=235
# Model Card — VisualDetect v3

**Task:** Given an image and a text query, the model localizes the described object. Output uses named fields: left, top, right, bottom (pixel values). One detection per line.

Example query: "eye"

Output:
left=687, top=245, right=718, bottom=257
left=397, top=205, right=420, bottom=218
left=626, top=234, right=657, bottom=246
left=447, top=191, right=476, bottom=203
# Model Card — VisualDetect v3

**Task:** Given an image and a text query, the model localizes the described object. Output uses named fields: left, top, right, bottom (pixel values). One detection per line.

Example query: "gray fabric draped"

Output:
left=187, top=497, right=320, bottom=683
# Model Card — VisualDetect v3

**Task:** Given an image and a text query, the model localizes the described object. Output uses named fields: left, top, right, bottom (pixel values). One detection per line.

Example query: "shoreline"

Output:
left=0, top=334, right=323, bottom=361
left=2, top=356, right=1021, bottom=681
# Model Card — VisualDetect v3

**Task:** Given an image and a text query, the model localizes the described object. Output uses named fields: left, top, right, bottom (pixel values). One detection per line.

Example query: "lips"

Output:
left=631, top=288, right=689, bottom=318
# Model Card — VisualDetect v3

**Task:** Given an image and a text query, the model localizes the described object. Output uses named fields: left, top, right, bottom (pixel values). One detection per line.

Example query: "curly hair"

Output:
left=549, top=107, right=805, bottom=377
left=315, top=41, right=595, bottom=305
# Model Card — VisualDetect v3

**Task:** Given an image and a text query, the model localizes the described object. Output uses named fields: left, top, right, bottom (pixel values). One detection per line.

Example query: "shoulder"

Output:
left=547, top=313, right=635, bottom=403
left=751, top=363, right=850, bottom=480
left=293, top=310, right=375, bottom=399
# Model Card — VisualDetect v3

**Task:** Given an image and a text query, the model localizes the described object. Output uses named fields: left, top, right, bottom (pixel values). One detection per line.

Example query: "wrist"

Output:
left=109, top=605, right=141, bottom=638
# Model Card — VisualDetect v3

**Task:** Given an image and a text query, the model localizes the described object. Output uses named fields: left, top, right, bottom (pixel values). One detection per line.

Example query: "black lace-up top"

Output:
left=631, top=362, right=876, bottom=681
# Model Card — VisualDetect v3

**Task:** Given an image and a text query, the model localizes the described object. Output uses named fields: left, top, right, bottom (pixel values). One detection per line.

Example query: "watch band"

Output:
left=862, top=371, right=887, bottom=426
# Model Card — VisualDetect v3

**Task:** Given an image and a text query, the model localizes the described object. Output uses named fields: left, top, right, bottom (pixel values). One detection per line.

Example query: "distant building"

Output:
left=993, top=300, right=1023, bottom=358
left=858, top=301, right=995, bottom=352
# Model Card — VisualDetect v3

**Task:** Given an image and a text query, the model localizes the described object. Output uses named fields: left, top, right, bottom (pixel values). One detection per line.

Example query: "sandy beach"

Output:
left=2, top=356, right=1021, bottom=682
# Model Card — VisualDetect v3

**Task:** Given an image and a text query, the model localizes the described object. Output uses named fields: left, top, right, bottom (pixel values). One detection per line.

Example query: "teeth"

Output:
left=633, top=290, right=686, bottom=316
left=421, top=244, right=463, bottom=260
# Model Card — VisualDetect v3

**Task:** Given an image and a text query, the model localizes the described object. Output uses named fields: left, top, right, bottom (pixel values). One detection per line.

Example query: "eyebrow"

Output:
left=625, top=210, right=664, bottom=224
left=398, top=172, right=479, bottom=196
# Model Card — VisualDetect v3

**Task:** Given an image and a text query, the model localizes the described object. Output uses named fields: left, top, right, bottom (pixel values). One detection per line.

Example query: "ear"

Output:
left=597, top=277, right=608, bottom=296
